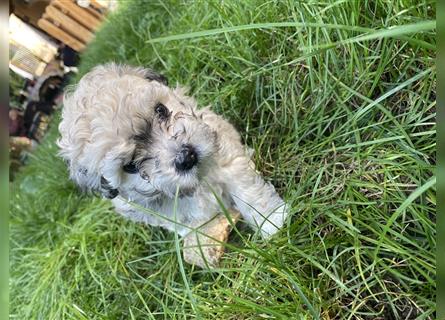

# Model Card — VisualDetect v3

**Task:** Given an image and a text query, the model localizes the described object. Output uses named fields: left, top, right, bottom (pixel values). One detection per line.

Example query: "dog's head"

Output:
left=58, top=63, right=217, bottom=198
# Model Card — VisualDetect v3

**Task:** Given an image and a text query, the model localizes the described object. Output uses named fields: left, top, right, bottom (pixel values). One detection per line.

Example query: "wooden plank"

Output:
left=85, top=6, right=104, bottom=21
left=46, top=5, right=93, bottom=44
left=37, top=18, right=85, bottom=52
left=52, top=0, right=101, bottom=31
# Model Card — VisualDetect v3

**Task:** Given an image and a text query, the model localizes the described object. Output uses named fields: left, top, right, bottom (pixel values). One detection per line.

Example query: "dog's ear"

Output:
left=100, top=176, right=119, bottom=199
left=144, top=69, right=168, bottom=86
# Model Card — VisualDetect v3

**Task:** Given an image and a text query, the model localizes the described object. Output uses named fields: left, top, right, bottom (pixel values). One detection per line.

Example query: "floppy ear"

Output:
left=144, top=69, right=168, bottom=86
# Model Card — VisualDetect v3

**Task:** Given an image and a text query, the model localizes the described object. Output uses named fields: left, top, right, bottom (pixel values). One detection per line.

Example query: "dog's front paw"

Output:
left=259, top=203, right=289, bottom=238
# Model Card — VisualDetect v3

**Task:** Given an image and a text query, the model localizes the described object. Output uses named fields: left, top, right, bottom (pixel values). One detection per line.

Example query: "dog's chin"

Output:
left=151, top=173, right=200, bottom=199
left=178, top=187, right=196, bottom=198
left=161, top=184, right=198, bottom=199
left=173, top=175, right=200, bottom=198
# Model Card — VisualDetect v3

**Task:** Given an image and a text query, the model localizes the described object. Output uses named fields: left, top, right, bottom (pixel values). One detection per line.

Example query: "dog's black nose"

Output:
left=175, top=145, right=198, bottom=171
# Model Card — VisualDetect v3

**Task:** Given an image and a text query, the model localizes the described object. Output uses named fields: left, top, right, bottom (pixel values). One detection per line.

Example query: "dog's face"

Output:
left=58, top=64, right=217, bottom=198
left=129, top=85, right=217, bottom=198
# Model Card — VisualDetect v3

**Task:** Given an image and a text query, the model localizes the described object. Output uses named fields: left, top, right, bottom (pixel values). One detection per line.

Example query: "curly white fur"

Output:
left=58, top=63, right=288, bottom=237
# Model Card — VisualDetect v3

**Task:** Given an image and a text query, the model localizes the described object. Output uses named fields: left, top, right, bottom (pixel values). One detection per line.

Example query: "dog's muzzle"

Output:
left=175, top=144, right=198, bottom=171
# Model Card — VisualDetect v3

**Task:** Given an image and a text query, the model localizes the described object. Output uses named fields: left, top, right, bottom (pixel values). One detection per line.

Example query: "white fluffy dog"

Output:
left=58, top=63, right=288, bottom=238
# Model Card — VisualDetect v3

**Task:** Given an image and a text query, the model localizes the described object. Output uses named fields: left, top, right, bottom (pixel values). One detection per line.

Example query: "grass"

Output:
left=9, top=0, right=436, bottom=318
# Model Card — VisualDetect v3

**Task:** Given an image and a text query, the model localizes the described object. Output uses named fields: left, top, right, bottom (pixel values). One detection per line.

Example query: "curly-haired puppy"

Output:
left=58, top=63, right=288, bottom=239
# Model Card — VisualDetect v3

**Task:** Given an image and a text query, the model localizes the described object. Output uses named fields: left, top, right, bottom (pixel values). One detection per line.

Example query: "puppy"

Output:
left=58, top=63, right=288, bottom=238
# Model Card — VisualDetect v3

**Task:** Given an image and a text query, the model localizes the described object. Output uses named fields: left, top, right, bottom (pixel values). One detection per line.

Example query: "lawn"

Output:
left=9, top=0, right=436, bottom=319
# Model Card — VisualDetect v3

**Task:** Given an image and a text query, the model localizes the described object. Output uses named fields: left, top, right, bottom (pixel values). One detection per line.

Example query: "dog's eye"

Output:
left=155, top=103, right=169, bottom=120
left=123, top=161, right=138, bottom=174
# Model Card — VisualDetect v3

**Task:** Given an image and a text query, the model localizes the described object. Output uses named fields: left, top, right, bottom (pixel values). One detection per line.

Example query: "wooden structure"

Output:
left=9, top=13, right=58, bottom=78
left=37, top=0, right=108, bottom=52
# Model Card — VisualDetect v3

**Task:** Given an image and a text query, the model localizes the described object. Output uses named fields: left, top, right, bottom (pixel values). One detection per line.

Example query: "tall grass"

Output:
left=10, top=0, right=436, bottom=318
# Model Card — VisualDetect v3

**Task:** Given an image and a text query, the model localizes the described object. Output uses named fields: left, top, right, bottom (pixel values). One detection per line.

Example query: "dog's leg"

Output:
left=223, top=156, right=288, bottom=238
left=198, top=110, right=288, bottom=237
